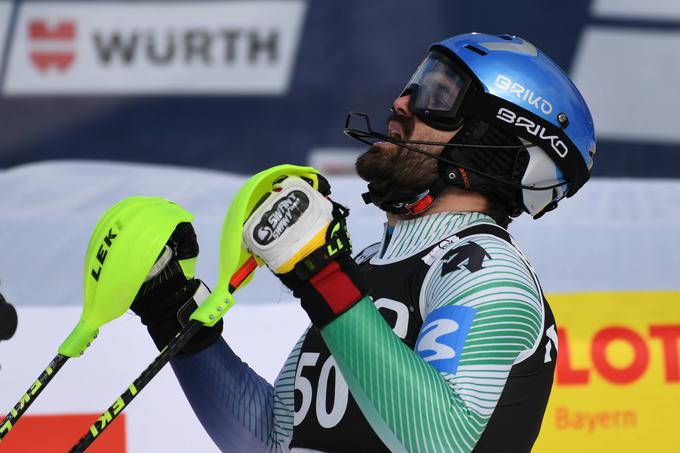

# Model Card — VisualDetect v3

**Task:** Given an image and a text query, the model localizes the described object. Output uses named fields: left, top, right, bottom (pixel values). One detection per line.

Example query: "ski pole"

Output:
left=0, top=354, right=68, bottom=437
left=69, top=257, right=258, bottom=453
left=0, top=196, right=194, bottom=441
left=68, top=164, right=325, bottom=452
left=68, top=319, right=203, bottom=453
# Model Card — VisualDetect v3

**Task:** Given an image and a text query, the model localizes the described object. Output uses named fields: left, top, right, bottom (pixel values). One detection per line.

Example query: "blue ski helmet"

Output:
left=404, top=33, right=596, bottom=217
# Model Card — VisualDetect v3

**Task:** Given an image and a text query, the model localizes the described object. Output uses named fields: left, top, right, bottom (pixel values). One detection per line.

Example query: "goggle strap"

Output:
left=459, top=92, right=589, bottom=194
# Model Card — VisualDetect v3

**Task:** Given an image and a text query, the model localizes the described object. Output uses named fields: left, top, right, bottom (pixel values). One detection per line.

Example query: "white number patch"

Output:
left=294, top=353, right=349, bottom=428
left=294, top=352, right=320, bottom=426
left=374, top=298, right=410, bottom=339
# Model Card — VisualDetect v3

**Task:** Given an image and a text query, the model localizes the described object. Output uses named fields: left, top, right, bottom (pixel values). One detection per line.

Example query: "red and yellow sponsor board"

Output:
left=534, top=291, right=680, bottom=452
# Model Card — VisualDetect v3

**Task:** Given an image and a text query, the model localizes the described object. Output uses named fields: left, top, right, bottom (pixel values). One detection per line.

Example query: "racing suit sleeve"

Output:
left=169, top=333, right=303, bottom=452
left=320, top=235, right=544, bottom=452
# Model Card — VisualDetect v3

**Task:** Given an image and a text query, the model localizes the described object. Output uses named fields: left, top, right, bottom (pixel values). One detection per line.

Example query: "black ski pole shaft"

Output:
left=0, top=354, right=69, bottom=440
left=68, top=320, right=203, bottom=453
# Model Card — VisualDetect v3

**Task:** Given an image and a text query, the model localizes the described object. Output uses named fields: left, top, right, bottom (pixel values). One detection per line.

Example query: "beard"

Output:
left=355, top=113, right=440, bottom=194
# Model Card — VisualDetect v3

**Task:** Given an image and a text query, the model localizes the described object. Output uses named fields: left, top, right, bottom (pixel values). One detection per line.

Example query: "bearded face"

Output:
left=355, top=107, right=454, bottom=194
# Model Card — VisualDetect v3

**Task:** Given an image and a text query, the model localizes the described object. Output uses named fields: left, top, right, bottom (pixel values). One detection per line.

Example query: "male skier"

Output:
left=131, top=33, right=595, bottom=452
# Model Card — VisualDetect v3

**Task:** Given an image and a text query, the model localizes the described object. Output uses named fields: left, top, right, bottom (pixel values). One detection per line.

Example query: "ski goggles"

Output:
left=400, top=48, right=473, bottom=130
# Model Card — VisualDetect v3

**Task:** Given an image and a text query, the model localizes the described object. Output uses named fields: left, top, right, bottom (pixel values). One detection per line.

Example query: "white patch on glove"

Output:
left=243, top=176, right=334, bottom=274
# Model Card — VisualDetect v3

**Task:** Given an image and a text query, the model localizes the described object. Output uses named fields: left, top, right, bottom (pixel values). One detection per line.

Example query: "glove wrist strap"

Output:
left=177, top=280, right=211, bottom=328
left=135, top=277, right=223, bottom=356
left=294, top=254, right=370, bottom=329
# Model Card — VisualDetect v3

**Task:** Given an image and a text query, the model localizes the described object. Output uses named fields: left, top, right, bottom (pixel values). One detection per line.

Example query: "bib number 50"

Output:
left=294, top=353, right=349, bottom=428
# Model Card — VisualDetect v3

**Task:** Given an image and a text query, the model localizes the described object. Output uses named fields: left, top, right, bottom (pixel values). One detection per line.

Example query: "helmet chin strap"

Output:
left=361, top=178, right=450, bottom=216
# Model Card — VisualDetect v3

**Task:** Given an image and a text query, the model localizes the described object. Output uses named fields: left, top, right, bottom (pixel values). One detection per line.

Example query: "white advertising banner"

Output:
left=0, top=304, right=310, bottom=452
left=3, top=1, right=306, bottom=95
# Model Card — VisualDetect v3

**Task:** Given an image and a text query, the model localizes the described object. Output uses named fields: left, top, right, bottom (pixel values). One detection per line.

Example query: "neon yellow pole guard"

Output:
left=190, top=164, right=322, bottom=326
left=59, top=196, right=194, bottom=357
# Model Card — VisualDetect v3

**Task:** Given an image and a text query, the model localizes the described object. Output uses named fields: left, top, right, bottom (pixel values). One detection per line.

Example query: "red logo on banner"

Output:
left=556, top=325, right=680, bottom=385
left=28, top=20, right=76, bottom=72
left=0, top=413, right=126, bottom=452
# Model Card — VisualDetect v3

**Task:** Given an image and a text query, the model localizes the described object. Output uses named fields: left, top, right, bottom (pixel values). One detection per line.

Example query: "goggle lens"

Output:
left=400, top=49, right=471, bottom=130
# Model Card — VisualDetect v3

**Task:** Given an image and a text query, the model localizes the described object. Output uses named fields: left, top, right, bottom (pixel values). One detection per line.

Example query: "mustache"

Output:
left=387, top=111, right=415, bottom=139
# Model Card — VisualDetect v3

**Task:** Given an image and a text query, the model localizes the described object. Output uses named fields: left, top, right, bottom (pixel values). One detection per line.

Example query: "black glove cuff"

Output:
left=173, top=280, right=223, bottom=356
left=131, top=270, right=222, bottom=355
left=295, top=254, right=370, bottom=329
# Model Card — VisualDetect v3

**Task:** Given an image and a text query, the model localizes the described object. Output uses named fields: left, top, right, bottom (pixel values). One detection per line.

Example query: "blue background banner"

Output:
left=0, top=0, right=678, bottom=177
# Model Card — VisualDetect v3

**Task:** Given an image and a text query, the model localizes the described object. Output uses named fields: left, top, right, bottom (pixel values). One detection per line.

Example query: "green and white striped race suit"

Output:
left=171, top=211, right=557, bottom=453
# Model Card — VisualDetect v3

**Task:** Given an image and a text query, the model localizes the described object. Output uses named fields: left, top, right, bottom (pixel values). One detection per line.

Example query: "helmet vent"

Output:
left=464, top=44, right=487, bottom=56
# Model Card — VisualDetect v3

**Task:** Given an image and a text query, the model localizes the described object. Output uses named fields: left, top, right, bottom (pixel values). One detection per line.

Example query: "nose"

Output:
left=392, top=94, right=413, bottom=117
